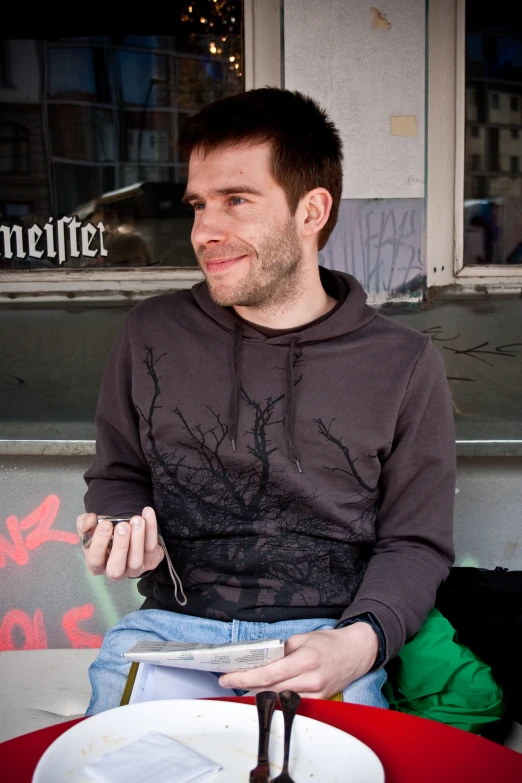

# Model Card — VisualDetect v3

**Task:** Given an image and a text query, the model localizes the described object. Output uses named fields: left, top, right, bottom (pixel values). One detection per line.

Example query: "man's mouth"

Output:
left=204, top=255, right=248, bottom=273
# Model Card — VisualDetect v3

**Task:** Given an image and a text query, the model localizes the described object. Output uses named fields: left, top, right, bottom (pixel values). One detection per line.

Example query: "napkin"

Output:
left=84, top=731, right=222, bottom=783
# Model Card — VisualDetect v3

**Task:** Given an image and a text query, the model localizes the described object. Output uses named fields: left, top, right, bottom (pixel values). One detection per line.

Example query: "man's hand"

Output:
left=76, top=506, right=164, bottom=580
left=218, top=623, right=380, bottom=699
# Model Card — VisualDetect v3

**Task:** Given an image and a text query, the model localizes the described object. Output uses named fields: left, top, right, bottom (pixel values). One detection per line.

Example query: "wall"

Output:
left=284, top=0, right=425, bottom=200
left=0, top=456, right=141, bottom=651
left=320, top=198, right=424, bottom=303
left=284, top=0, right=426, bottom=304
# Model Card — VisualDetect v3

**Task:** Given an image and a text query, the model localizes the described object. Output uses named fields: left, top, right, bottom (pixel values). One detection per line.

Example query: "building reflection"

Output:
left=464, top=7, right=522, bottom=265
left=0, top=9, right=243, bottom=269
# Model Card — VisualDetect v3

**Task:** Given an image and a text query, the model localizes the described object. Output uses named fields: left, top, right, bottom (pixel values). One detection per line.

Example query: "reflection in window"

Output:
left=115, top=52, right=171, bottom=107
left=464, top=5, right=522, bottom=265
left=0, top=123, right=30, bottom=173
left=1, top=202, right=32, bottom=217
left=0, top=1, right=244, bottom=269
left=0, top=40, right=13, bottom=88
left=48, top=106, right=115, bottom=162
left=121, top=111, right=174, bottom=165
left=48, top=47, right=111, bottom=104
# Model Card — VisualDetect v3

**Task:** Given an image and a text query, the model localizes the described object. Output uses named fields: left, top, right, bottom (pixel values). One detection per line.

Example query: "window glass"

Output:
left=0, top=3, right=243, bottom=270
left=464, top=6, right=522, bottom=265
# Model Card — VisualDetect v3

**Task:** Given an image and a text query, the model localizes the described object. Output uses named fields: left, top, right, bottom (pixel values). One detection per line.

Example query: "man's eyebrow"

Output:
left=181, top=186, right=263, bottom=204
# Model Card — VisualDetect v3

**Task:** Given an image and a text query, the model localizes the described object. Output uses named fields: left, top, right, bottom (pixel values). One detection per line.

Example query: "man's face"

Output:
left=184, top=142, right=304, bottom=308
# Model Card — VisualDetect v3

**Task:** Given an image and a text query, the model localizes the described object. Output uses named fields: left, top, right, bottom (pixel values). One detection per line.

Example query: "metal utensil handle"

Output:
left=255, top=691, right=277, bottom=764
left=279, top=690, right=301, bottom=772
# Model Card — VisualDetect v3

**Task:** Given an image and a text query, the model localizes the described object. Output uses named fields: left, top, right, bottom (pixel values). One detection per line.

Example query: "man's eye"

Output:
left=193, top=203, right=205, bottom=211
left=229, top=197, right=245, bottom=206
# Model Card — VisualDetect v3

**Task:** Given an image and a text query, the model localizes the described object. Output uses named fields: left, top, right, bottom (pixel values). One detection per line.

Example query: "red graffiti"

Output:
left=62, top=604, right=103, bottom=649
left=0, top=609, right=48, bottom=650
left=0, top=604, right=102, bottom=651
left=0, top=495, right=79, bottom=568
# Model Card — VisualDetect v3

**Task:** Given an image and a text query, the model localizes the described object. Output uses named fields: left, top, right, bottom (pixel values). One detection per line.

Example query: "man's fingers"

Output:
left=84, top=520, right=113, bottom=574
left=76, top=512, right=97, bottom=536
left=105, top=522, right=131, bottom=580
left=127, top=516, right=146, bottom=572
left=142, top=506, right=159, bottom=553
left=219, top=647, right=313, bottom=690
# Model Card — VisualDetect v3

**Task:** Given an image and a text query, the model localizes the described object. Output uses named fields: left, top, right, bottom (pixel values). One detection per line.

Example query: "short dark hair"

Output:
left=179, top=88, right=343, bottom=250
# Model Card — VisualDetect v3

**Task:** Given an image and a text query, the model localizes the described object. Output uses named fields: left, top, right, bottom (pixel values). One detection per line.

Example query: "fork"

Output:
left=271, top=690, right=301, bottom=783
left=249, top=690, right=278, bottom=783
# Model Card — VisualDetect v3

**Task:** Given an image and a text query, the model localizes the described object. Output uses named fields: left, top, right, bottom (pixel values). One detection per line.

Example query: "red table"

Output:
left=1, top=697, right=521, bottom=783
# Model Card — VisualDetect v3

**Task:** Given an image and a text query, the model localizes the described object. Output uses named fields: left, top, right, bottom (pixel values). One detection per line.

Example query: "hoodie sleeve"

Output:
left=83, top=318, right=154, bottom=516
left=336, top=338, right=456, bottom=664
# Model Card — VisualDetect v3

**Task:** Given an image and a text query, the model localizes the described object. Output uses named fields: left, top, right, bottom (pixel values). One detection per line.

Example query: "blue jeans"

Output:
left=86, top=609, right=388, bottom=715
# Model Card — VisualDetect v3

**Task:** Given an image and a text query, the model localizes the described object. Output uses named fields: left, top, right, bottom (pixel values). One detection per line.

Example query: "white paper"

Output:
left=128, top=662, right=236, bottom=704
left=124, top=638, right=284, bottom=673
left=84, top=731, right=221, bottom=783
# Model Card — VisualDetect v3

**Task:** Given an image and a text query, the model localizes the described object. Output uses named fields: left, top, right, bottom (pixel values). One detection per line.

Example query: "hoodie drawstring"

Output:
left=158, top=533, right=188, bottom=606
left=284, top=336, right=302, bottom=473
left=228, top=323, right=243, bottom=452
left=228, top=326, right=302, bottom=473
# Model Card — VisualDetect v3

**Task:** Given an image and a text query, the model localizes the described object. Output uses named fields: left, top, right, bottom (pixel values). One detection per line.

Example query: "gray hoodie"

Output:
left=84, top=267, right=455, bottom=663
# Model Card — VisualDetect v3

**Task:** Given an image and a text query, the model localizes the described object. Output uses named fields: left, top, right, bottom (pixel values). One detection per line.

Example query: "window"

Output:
left=461, top=3, right=522, bottom=268
left=427, top=0, right=522, bottom=287
left=0, top=124, right=30, bottom=173
left=471, top=125, right=479, bottom=137
left=0, top=5, right=245, bottom=272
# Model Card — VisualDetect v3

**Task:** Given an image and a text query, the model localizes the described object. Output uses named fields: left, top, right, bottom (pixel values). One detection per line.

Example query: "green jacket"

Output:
left=383, top=609, right=506, bottom=733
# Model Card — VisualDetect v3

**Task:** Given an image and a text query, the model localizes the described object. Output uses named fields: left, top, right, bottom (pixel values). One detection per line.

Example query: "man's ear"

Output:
left=300, top=188, right=333, bottom=241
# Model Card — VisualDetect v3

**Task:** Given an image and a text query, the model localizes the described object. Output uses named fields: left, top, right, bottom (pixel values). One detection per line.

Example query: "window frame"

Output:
left=427, top=0, right=522, bottom=293
left=0, top=0, right=282, bottom=298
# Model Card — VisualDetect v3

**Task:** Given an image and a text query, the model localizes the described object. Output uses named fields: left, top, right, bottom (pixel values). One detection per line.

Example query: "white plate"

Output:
left=33, top=699, right=384, bottom=783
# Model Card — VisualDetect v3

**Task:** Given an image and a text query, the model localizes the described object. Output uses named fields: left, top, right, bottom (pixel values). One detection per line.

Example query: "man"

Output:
left=78, top=88, right=455, bottom=714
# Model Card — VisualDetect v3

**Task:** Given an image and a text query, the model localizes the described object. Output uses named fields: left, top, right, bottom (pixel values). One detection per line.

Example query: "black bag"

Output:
left=435, top=567, right=522, bottom=725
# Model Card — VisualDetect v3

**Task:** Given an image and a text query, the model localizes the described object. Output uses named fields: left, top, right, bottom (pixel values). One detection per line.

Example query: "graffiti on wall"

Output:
left=0, top=605, right=102, bottom=651
left=0, top=482, right=141, bottom=651
left=0, top=494, right=78, bottom=568
left=320, top=198, right=425, bottom=304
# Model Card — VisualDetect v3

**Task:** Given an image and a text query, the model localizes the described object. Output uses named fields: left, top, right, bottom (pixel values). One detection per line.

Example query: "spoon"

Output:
left=271, top=690, right=301, bottom=783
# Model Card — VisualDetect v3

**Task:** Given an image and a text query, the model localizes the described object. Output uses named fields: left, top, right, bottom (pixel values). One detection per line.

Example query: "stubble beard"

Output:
left=198, top=217, right=305, bottom=310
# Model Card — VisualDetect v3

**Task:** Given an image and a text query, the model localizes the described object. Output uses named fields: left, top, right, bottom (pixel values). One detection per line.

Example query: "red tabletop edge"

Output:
left=1, top=698, right=521, bottom=783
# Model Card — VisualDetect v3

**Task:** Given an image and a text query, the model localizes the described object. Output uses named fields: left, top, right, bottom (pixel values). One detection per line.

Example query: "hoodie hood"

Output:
left=190, top=266, right=378, bottom=345
left=191, top=267, right=378, bottom=470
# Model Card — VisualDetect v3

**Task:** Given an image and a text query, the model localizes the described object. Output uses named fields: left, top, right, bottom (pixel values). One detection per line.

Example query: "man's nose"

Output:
left=192, top=206, right=229, bottom=245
